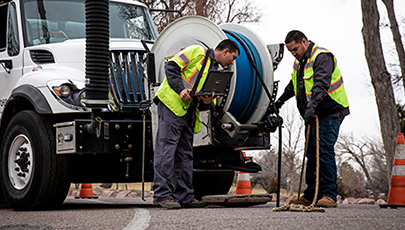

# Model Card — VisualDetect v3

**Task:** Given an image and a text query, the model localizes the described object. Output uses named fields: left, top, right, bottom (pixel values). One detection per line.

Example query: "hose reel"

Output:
left=151, top=16, right=283, bottom=141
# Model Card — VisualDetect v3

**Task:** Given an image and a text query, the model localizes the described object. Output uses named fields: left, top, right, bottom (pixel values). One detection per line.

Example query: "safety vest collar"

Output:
left=305, top=45, right=329, bottom=71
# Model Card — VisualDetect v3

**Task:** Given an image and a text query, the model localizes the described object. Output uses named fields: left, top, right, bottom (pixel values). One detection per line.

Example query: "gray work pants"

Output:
left=153, top=101, right=195, bottom=204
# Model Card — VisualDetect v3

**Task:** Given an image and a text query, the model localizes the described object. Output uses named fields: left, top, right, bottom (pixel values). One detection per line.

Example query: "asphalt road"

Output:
left=1, top=197, right=404, bottom=230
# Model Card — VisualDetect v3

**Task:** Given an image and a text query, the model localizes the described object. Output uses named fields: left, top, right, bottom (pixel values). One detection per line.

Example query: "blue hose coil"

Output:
left=223, top=30, right=263, bottom=123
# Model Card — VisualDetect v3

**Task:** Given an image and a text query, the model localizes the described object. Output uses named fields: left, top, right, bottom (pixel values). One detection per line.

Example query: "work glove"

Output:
left=269, top=100, right=283, bottom=114
left=304, top=107, right=316, bottom=124
left=275, top=100, right=283, bottom=110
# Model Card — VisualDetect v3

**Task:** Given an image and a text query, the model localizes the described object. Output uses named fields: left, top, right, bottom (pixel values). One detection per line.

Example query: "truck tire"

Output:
left=193, top=171, right=235, bottom=200
left=0, top=111, right=71, bottom=210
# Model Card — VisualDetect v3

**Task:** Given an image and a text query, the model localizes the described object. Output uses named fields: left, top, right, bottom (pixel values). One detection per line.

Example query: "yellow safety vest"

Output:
left=291, top=44, right=349, bottom=108
left=154, top=45, right=212, bottom=134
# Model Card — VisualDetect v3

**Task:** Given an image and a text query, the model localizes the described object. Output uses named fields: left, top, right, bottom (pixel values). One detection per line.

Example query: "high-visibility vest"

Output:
left=291, top=45, right=349, bottom=108
left=154, top=45, right=212, bottom=134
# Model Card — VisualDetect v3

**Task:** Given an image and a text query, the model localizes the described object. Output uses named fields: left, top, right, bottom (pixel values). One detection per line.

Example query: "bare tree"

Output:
left=251, top=102, right=304, bottom=194
left=278, top=102, right=305, bottom=195
left=398, top=104, right=405, bottom=133
left=336, top=134, right=388, bottom=200
left=143, top=0, right=189, bottom=32
left=367, top=140, right=389, bottom=195
left=143, top=0, right=262, bottom=32
left=257, top=102, right=304, bottom=195
left=337, top=162, right=368, bottom=198
left=381, top=0, right=405, bottom=89
left=251, top=149, right=277, bottom=192
left=361, top=0, right=400, bottom=184
left=221, top=0, right=261, bottom=24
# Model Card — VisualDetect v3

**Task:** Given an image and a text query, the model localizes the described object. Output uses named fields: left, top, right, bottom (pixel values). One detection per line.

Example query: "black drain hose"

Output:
left=84, top=0, right=109, bottom=134
left=85, top=0, right=110, bottom=107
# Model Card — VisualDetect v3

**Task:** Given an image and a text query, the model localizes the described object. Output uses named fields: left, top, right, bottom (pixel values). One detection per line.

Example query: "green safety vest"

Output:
left=291, top=44, right=349, bottom=108
left=154, top=45, right=212, bottom=134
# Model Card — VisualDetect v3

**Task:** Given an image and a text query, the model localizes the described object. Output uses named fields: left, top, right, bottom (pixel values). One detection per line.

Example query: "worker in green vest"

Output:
left=275, top=30, right=349, bottom=208
left=153, top=39, right=239, bottom=209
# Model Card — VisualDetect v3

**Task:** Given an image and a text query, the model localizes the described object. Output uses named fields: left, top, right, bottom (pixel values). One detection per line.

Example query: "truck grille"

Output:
left=109, top=50, right=148, bottom=111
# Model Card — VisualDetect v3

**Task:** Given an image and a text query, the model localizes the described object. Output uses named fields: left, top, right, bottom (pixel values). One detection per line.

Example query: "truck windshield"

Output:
left=21, top=0, right=159, bottom=47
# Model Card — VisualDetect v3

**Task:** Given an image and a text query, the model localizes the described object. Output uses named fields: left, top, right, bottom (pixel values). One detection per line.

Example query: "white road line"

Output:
left=123, top=208, right=151, bottom=230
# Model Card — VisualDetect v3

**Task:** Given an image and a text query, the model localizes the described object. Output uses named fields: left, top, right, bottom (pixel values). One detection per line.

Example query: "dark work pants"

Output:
left=152, top=101, right=195, bottom=204
left=303, top=116, right=343, bottom=202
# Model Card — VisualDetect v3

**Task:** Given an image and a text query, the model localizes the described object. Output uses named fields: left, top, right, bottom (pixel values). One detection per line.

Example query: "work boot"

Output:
left=316, top=196, right=337, bottom=208
left=158, top=198, right=181, bottom=209
left=289, top=196, right=311, bottom=206
left=181, top=199, right=207, bottom=208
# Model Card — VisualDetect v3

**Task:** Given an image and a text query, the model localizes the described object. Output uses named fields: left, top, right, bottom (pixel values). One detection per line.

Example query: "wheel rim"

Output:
left=8, top=134, right=34, bottom=190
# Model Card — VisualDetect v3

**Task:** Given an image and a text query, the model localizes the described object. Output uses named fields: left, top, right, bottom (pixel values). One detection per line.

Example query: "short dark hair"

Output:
left=215, top=39, right=240, bottom=55
left=285, top=30, right=307, bottom=44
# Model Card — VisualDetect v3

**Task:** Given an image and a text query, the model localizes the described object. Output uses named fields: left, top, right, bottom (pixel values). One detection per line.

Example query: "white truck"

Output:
left=0, top=0, right=283, bottom=211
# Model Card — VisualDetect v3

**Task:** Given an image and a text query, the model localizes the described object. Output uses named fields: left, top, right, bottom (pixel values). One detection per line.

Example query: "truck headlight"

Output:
left=48, top=80, right=86, bottom=111
left=59, top=85, right=72, bottom=97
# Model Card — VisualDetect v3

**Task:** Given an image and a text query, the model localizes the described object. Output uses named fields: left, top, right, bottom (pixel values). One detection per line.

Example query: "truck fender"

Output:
left=9, top=85, right=52, bottom=114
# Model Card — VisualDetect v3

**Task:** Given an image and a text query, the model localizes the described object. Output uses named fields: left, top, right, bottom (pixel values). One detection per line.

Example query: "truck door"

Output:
left=0, top=2, right=23, bottom=115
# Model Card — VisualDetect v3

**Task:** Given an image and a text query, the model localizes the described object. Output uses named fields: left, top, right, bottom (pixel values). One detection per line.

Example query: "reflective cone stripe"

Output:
left=386, top=133, right=405, bottom=205
left=235, top=171, right=252, bottom=195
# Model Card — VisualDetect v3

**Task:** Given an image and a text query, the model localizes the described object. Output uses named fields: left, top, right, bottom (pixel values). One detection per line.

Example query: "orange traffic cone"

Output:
left=235, top=171, right=252, bottom=195
left=75, top=183, right=98, bottom=199
left=380, top=133, right=405, bottom=208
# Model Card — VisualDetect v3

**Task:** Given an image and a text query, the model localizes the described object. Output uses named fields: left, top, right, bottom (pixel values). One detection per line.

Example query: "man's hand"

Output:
left=269, top=100, right=283, bottom=114
left=198, top=93, right=218, bottom=104
left=180, top=89, right=192, bottom=101
left=304, top=107, right=316, bottom=124
left=275, top=100, right=283, bottom=109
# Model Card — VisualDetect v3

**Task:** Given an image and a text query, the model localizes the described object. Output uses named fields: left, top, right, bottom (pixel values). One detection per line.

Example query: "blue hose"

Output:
left=224, top=30, right=263, bottom=123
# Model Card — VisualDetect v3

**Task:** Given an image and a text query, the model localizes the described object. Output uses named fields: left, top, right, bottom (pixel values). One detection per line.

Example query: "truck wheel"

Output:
left=0, top=111, right=71, bottom=210
left=193, top=171, right=235, bottom=200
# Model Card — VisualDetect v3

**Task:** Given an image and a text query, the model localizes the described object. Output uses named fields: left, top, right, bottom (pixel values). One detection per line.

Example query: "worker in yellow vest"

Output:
left=153, top=39, right=239, bottom=209
left=275, top=30, right=349, bottom=208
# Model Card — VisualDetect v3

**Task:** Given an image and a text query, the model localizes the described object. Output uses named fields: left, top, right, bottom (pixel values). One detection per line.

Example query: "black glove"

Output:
left=275, top=100, right=283, bottom=110
left=304, top=107, right=316, bottom=124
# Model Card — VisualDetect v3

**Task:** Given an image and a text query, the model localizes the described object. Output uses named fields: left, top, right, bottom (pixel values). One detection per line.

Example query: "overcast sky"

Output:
left=240, top=0, right=405, bottom=139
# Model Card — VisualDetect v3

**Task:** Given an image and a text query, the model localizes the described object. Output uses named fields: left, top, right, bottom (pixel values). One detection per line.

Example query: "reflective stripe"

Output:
left=392, top=165, right=405, bottom=176
left=293, top=60, right=299, bottom=72
left=328, top=76, right=343, bottom=94
left=305, top=76, right=343, bottom=101
left=305, top=46, right=328, bottom=70
left=237, top=173, right=250, bottom=181
left=306, top=93, right=311, bottom=101
left=176, top=53, right=190, bottom=67
left=395, top=145, right=405, bottom=159
left=310, top=46, right=328, bottom=57
left=188, top=69, right=199, bottom=82
left=181, top=69, right=199, bottom=91
left=181, top=75, right=193, bottom=90
left=305, top=61, right=314, bottom=71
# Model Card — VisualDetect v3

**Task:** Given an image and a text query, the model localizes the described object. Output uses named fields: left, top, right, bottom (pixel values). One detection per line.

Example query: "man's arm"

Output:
left=307, top=53, right=334, bottom=109
left=277, top=80, right=295, bottom=104
left=165, top=61, right=184, bottom=94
